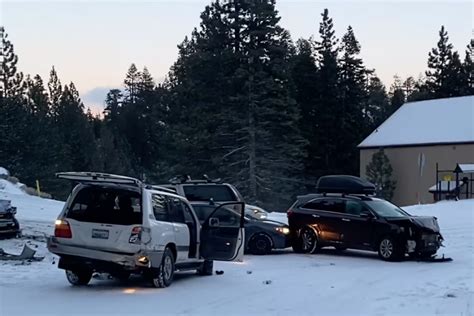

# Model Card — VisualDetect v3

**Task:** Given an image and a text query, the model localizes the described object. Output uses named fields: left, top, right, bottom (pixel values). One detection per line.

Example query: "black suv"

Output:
left=287, top=175, right=444, bottom=261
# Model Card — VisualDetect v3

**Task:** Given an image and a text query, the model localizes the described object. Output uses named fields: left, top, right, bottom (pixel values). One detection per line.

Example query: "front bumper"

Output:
left=407, top=233, right=443, bottom=254
left=273, top=234, right=292, bottom=249
left=0, top=221, right=20, bottom=235
left=47, top=237, right=163, bottom=269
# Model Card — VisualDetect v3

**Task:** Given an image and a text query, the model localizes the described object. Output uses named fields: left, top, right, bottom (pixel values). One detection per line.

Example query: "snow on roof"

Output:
left=359, top=96, right=474, bottom=148
left=455, top=163, right=474, bottom=173
left=428, top=181, right=463, bottom=193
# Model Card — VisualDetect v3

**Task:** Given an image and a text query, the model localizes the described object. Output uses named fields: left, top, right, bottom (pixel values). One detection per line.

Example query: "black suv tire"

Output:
left=378, top=236, right=403, bottom=261
left=299, top=227, right=319, bottom=254
left=150, top=247, right=175, bottom=288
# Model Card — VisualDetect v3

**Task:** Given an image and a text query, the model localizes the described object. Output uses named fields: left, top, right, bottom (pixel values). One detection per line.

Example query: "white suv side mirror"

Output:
left=209, top=217, right=220, bottom=227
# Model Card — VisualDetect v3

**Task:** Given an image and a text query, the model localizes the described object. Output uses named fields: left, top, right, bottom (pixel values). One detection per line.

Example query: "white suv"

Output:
left=47, top=172, right=245, bottom=288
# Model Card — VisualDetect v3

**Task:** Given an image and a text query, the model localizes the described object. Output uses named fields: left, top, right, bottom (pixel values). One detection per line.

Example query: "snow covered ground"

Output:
left=0, top=186, right=472, bottom=316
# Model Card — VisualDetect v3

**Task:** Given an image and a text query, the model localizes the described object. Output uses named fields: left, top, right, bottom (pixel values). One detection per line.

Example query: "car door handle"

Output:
left=312, top=214, right=320, bottom=218
left=342, top=218, right=351, bottom=222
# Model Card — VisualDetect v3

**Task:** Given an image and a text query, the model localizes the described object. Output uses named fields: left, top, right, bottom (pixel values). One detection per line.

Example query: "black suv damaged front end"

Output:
left=387, top=216, right=443, bottom=257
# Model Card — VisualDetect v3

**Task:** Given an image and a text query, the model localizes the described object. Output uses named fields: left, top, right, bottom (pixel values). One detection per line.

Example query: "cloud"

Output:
left=81, top=86, right=118, bottom=115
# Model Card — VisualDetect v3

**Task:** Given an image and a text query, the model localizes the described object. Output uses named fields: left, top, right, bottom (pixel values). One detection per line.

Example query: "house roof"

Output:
left=358, top=96, right=474, bottom=149
left=454, top=163, right=474, bottom=173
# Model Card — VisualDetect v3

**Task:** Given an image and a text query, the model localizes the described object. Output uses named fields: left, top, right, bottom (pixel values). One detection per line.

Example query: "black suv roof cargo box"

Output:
left=316, top=175, right=375, bottom=195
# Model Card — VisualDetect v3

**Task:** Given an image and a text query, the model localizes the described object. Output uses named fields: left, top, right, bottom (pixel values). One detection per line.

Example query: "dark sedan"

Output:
left=191, top=202, right=290, bottom=255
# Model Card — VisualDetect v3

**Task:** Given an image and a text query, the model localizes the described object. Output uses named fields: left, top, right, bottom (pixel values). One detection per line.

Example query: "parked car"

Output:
left=191, top=202, right=290, bottom=255
left=0, top=199, right=20, bottom=238
left=47, top=172, right=245, bottom=288
left=287, top=175, right=444, bottom=261
left=245, top=204, right=269, bottom=220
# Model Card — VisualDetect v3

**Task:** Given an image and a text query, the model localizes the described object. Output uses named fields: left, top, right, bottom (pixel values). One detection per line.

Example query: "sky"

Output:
left=1, top=0, right=472, bottom=112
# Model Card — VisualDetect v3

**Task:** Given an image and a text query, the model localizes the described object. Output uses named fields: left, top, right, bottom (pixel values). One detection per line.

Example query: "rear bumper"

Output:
left=47, top=237, right=163, bottom=269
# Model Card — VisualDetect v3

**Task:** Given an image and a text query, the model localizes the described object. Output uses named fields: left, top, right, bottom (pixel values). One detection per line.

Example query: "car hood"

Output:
left=386, top=216, right=440, bottom=233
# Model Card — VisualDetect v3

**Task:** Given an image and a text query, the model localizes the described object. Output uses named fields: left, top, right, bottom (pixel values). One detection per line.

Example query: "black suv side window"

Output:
left=152, top=194, right=169, bottom=222
left=345, top=200, right=373, bottom=216
left=345, top=200, right=362, bottom=216
left=304, top=199, right=345, bottom=213
left=302, top=199, right=326, bottom=210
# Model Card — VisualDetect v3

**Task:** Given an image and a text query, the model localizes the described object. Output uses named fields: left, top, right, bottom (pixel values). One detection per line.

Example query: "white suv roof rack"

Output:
left=56, top=172, right=142, bottom=186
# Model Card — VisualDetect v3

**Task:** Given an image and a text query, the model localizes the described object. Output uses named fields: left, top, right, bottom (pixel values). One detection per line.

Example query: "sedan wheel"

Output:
left=249, top=234, right=272, bottom=255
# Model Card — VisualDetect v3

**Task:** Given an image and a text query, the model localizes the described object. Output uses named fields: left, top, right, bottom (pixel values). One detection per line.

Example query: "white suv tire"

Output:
left=150, top=247, right=175, bottom=288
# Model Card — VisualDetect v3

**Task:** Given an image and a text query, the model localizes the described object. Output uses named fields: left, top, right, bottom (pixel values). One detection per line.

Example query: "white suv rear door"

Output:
left=57, top=185, right=144, bottom=254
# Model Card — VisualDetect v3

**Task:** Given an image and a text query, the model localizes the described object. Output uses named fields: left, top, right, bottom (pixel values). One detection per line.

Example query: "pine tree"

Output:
left=338, top=25, right=369, bottom=174
left=290, top=38, right=319, bottom=184
left=103, top=89, right=123, bottom=127
left=388, top=75, right=405, bottom=115
left=24, top=74, right=49, bottom=116
left=366, top=148, right=396, bottom=201
left=313, top=9, right=341, bottom=175
left=138, top=67, right=155, bottom=96
left=403, top=76, right=416, bottom=99
left=425, top=26, right=465, bottom=98
left=124, top=63, right=140, bottom=103
left=408, top=74, right=432, bottom=101
left=48, top=66, right=62, bottom=116
left=0, top=27, right=21, bottom=98
left=365, top=75, right=389, bottom=129
left=167, top=0, right=305, bottom=209
left=463, top=39, right=473, bottom=94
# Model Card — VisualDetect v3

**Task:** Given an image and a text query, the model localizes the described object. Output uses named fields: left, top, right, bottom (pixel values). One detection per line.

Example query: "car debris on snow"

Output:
left=0, top=244, right=44, bottom=261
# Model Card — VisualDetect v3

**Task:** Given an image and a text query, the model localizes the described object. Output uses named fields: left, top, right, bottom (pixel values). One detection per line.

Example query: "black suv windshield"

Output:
left=183, top=185, right=236, bottom=202
left=365, top=200, right=409, bottom=218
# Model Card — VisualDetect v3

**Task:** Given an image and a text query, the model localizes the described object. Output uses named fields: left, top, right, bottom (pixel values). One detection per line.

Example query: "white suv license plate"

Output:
left=92, top=229, right=109, bottom=239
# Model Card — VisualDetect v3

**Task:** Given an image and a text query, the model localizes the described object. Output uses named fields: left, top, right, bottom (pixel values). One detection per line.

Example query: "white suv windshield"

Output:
left=183, top=185, right=237, bottom=202
left=365, top=200, right=409, bottom=218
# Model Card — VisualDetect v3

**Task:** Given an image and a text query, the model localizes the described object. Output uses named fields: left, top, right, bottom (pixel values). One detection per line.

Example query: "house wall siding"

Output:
left=360, top=144, right=474, bottom=206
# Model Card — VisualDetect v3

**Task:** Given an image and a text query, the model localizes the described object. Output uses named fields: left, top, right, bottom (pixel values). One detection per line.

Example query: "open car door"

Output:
left=56, top=172, right=141, bottom=186
left=200, top=202, right=245, bottom=262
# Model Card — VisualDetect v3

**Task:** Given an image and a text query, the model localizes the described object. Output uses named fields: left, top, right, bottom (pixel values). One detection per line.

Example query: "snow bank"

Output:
left=0, top=178, right=25, bottom=195
left=0, top=166, right=9, bottom=177
left=0, top=185, right=64, bottom=223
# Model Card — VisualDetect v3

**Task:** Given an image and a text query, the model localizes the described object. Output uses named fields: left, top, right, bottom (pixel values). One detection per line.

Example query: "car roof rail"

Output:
left=168, top=174, right=223, bottom=184
left=56, top=172, right=142, bottom=186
